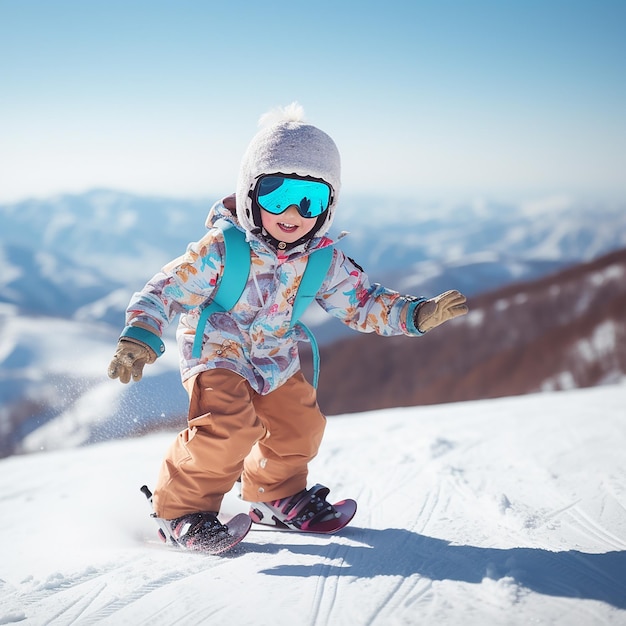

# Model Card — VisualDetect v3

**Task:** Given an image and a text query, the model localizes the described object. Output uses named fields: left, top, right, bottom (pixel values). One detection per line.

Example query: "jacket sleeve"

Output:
left=315, top=249, right=426, bottom=337
left=124, top=229, right=225, bottom=338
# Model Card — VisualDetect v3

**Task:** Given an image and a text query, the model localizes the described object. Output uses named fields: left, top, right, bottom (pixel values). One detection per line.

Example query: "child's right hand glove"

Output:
left=414, top=290, right=468, bottom=333
left=108, top=338, right=157, bottom=384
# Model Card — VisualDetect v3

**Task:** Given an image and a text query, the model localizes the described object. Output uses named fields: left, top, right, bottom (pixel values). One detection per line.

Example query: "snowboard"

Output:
left=140, top=485, right=252, bottom=555
left=249, top=498, right=357, bottom=534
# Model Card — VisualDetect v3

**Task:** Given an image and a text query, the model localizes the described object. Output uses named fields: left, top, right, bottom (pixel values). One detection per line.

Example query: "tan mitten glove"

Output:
left=108, top=338, right=157, bottom=384
left=415, top=290, right=468, bottom=333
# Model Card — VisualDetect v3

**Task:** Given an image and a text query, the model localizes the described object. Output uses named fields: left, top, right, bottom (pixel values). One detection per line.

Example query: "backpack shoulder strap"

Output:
left=191, top=231, right=334, bottom=388
left=290, top=246, right=334, bottom=327
left=192, top=219, right=250, bottom=358
left=211, top=219, right=251, bottom=310
left=290, top=245, right=334, bottom=388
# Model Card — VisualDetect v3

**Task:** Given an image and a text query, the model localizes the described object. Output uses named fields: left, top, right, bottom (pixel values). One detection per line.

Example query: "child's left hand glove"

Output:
left=414, top=290, right=468, bottom=333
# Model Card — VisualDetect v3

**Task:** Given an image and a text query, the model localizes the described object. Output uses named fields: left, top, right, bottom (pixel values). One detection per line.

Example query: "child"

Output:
left=108, top=103, right=468, bottom=550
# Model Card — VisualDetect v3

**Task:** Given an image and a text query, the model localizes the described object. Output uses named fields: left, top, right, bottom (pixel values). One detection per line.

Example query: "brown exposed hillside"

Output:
left=303, top=248, right=626, bottom=415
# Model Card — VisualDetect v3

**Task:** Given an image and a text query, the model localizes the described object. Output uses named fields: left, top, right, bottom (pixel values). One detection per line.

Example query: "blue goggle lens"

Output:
left=256, top=176, right=331, bottom=218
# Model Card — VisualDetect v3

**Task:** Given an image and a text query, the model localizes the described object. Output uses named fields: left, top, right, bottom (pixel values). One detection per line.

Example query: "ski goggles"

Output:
left=255, top=175, right=332, bottom=218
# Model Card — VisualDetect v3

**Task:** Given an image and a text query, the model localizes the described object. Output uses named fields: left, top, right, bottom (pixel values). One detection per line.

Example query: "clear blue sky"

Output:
left=1, top=0, right=625, bottom=202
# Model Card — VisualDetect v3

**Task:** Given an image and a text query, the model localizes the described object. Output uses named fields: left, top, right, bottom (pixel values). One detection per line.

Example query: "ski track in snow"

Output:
left=1, top=384, right=626, bottom=625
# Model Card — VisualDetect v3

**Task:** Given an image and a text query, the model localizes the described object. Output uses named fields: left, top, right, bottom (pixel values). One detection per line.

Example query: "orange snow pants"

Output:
left=152, top=369, right=326, bottom=520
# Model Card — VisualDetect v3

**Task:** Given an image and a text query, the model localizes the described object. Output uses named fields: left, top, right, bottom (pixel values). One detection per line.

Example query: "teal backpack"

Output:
left=191, top=219, right=334, bottom=387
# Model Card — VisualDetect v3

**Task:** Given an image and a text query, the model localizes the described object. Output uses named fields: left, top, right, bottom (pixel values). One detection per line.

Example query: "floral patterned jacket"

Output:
left=124, top=201, right=425, bottom=394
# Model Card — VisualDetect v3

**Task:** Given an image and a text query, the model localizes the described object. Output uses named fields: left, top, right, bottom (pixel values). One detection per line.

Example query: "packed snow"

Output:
left=1, top=383, right=625, bottom=625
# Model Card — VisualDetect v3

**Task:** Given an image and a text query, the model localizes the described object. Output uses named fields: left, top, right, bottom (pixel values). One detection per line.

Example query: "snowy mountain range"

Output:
left=3, top=190, right=625, bottom=321
left=1, top=189, right=625, bottom=457
left=313, top=247, right=626, bottom=415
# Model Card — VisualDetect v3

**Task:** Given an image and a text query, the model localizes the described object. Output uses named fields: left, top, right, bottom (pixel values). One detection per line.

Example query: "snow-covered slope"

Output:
left=1, top=384, right=625, bottom=625
left=0, top=308, right=187, bottom=458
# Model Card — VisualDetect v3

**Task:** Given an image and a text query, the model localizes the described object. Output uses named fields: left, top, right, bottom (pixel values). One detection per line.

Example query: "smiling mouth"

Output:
left=278, top=222, right=298, bottom=233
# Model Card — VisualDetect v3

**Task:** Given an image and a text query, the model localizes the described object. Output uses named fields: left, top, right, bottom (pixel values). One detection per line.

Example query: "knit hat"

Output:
left=236, top=103, right=341, bottom=240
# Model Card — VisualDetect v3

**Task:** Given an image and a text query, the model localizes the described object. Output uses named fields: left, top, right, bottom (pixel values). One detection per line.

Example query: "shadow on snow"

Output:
left=244, top=526, right=626, bottom=609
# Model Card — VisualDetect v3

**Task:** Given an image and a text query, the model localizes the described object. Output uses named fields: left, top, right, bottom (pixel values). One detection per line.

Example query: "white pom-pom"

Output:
left=258, top=101, right=306, bottom=128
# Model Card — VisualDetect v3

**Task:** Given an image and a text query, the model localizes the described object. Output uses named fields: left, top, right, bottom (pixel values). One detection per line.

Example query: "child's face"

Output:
left=260, top=205, right=318, bottom=244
